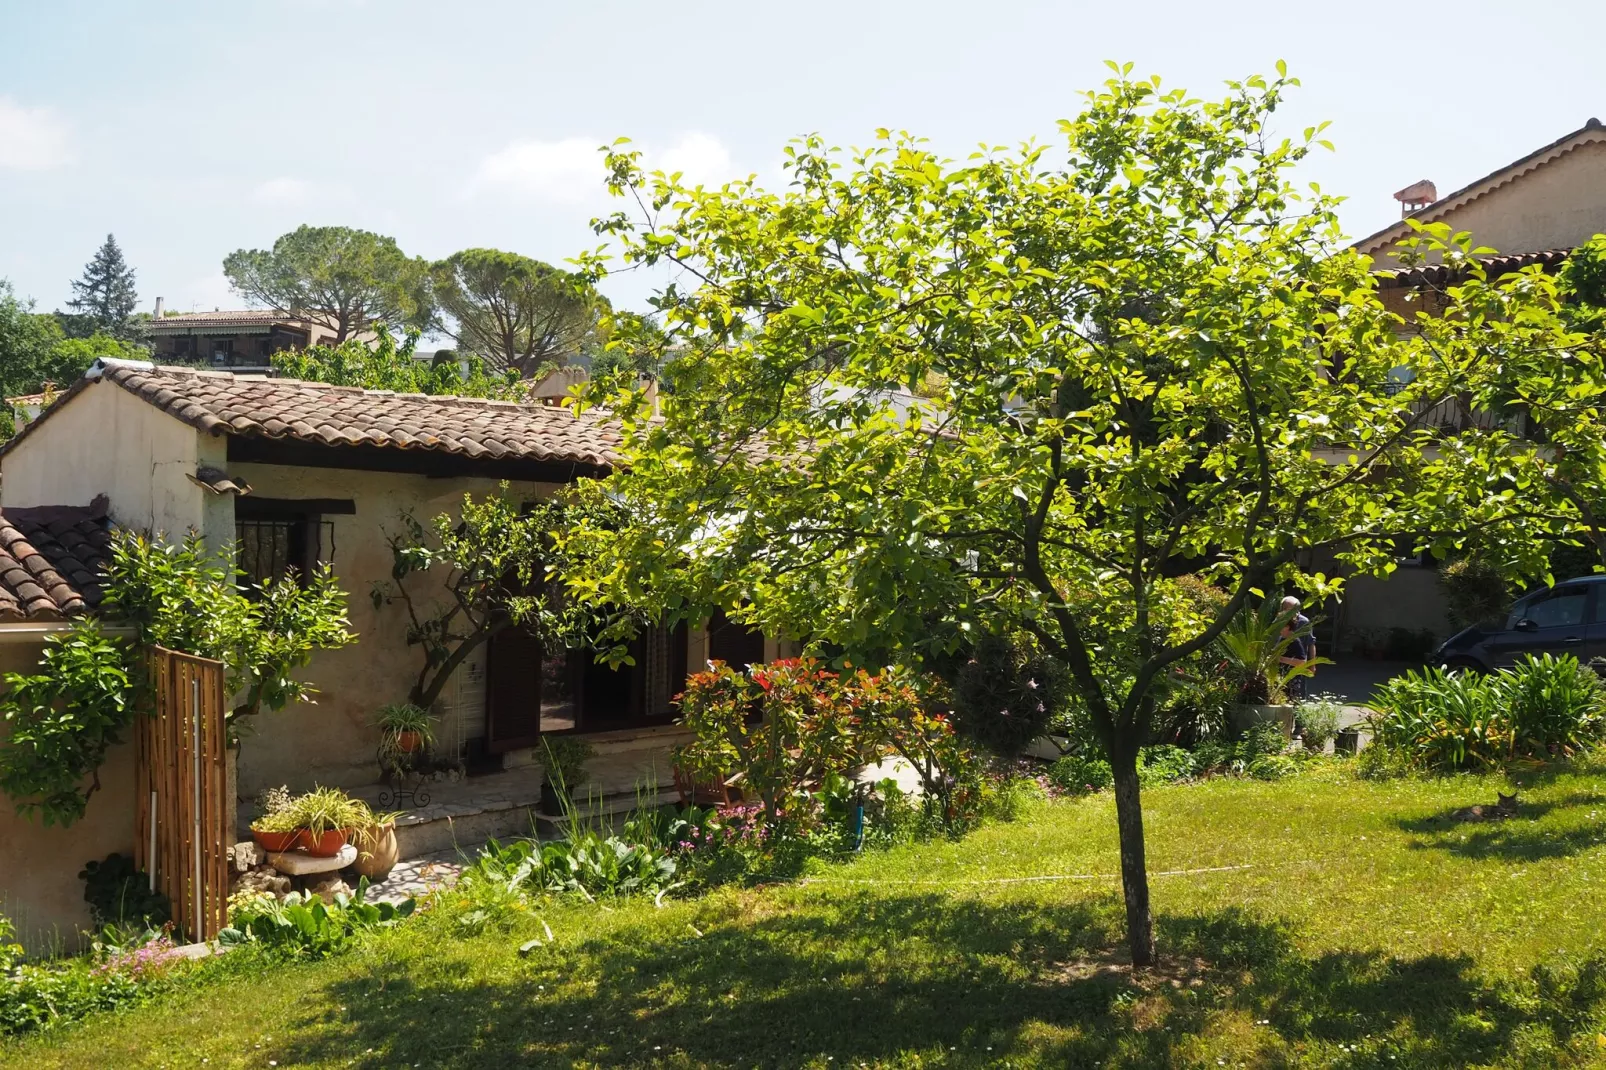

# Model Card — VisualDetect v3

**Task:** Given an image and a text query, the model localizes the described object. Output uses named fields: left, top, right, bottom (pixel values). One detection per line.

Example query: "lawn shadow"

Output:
left=261, top=892, right=1604, bottom=1069
left=1398, top=790, right=1606, bottom=861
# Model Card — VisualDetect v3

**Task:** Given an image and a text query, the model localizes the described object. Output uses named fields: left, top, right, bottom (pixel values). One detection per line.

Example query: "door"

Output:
left=1484, top=584, right=1591, bottom=669
left=485, top=625, right=543, bottom=753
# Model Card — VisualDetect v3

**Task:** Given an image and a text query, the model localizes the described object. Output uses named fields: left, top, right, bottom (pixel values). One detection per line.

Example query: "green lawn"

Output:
left=8, top=761, right=1606, bottom=1068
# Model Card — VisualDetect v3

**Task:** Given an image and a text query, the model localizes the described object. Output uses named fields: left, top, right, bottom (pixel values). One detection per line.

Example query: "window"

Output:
left=234, top=499, right=348, bottom=587
left=1508, top=587, right=1588, bottom=630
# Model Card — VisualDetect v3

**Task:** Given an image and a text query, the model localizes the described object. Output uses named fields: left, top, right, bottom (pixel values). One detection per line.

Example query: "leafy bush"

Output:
left=219, top=880, right=414, bottom=959
left=0, top=910, right=181, bottom=1038
left=0, top=621, right=131, bottom=826
left=452, top=828, right=680, bottom=913
left=539, top=736, right=596, bottom=797
left=949, top=634, right=1068, bottom=757
left=1439, top=556, right=1510, bottom=630
left=1295, top=695, right=1344, bottom=752
left=1047, top=753, right=1113, bottom=794
left=1367, top=654, right=1606, bottom=770
left=1137, top=745, right=1196, bottom=786
left=1247, top=754, right=1299, bottom=780
left=78, top=853, right=169, bottom=929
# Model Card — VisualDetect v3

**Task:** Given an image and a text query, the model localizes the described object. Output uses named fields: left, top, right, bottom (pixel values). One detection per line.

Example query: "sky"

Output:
left=3, top=0, right=1604, bottom=319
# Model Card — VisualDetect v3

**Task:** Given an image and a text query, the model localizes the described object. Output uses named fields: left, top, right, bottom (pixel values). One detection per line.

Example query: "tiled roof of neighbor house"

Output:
left=71, top=362, right=626, bottom=468
left=1354, top=119, right=1606, bottom=255
left=146, top=310, right=309, bottom=331
left=1376, top=248, right=1574, bottom=288
left=0, top=504, right=112, bottom=621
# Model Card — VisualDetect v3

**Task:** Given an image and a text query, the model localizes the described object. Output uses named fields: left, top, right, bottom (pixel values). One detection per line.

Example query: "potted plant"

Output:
left=1219, top=599, right=1330, bottom=739
left=288, top=786, right=369, bottom=857
left=249, top=785, right=301, bottom=853
left=377, top=702, right=435, bottom=758
left=539, top=736, right=596, bottom=815
left=351, top=809, right=405, bottom=880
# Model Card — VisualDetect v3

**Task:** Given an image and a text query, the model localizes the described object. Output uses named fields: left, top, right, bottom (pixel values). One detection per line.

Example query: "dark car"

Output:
left=1434, top=575, right=1606, bottom=672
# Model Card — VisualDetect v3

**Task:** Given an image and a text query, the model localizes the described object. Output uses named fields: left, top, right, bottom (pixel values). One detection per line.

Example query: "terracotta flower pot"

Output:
left=351, top=823, right=399, bottom=881
left=252, top=828, right=300, bottom=854
left=298, top=828, right=348, bottom=857
left=396, top=731, right=423, bottom=754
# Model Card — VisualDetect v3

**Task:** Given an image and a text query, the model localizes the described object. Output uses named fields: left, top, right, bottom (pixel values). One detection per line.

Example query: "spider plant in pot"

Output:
left=288, top=786, right=370, bottom=856
left=249, top=785, right=300, bottom=853
left=377, top=702, right=435, bottom=757
left=539, top=736, right=596, bottom=815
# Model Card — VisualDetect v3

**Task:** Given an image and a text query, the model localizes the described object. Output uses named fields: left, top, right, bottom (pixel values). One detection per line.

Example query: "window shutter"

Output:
left=708, top=609, right=766, bottom=671
left=486, top=626, right=543, bottom=753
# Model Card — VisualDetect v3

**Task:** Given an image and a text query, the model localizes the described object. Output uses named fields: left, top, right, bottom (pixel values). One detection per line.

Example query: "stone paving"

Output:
left=361, top=846, right=472, bottom=903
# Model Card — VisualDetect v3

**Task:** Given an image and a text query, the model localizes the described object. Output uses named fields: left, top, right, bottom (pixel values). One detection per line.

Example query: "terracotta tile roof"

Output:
left=146, top=310, right=304, bottom=330
left=1376, top=248, right=1574, bottom=288
left=90, top=363, right=626, bottom=468
left=0, top=504, right=112, bottom=621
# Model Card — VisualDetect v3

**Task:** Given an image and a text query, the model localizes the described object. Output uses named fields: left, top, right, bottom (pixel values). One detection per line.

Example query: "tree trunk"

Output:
left=1110, top=746, right=1156, bottom=967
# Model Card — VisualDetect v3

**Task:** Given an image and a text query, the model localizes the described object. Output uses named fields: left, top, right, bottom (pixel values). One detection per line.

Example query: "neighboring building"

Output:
left=145, top=304, right=340, bottom=373
left=1330, top=120, right=1606, bottom=648
left=0, top=359, right=773, bottom=948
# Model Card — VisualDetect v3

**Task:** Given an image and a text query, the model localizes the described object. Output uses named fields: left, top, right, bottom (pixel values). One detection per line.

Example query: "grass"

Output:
left=8, top=758, right=1606, bottom=1067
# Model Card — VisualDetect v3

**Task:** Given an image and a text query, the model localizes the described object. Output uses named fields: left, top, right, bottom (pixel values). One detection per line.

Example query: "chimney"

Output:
left=153, top=296, right=165, bottom=318
left=1393, top=179, right=1438, bottom=219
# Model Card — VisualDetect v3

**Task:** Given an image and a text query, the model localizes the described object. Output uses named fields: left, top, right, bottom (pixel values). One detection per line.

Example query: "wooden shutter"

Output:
left=486, top=626, right=543, bottom=753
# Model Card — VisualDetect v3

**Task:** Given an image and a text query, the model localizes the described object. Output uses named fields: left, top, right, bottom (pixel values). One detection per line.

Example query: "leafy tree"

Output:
left=0, top=282, right=143, bottom=437
left=430, top=249, right=607, bottom=378
left=272, top=327, right=524, bottom=399
left=372, top=486, right=597, bottom=711
left=589, top=310, right=672, bottom=386
left=65, top=234, right=139, bottom=340
left=223, top=225, right=431, bottom=342
left=567, top=67, right=1578, bottom=965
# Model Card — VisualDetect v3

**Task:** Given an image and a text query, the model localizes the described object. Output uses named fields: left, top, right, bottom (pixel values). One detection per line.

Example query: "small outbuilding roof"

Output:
left=0, top=361, right=627, bottom=471
left=0, top=502, right=112, bottom=621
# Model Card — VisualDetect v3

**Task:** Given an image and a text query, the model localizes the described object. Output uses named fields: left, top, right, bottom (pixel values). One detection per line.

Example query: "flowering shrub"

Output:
left=89, top=933, right=186, bottom=983
left=675, top=658, right=985, bottom=831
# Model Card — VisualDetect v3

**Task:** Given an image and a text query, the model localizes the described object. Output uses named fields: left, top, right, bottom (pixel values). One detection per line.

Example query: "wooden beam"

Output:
left=225, top=436, right=606, bottom=484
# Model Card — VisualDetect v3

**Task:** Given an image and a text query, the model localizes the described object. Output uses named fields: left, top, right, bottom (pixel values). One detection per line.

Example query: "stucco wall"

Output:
left=0, top=379, right=210, bottom=540
left=224, top=463, right=566, bottom=799
left=0, top=639, right=136, bottom=956
left=1371, top=140, right=1606, bottom=267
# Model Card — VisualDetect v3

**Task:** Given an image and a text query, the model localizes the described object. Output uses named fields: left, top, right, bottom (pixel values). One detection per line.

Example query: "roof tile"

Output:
left=0, top=506, right=111, bottom=620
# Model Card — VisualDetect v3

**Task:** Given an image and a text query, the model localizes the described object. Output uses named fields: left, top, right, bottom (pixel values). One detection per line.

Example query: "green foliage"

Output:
left=103, top=529, right=354, bottom=723
left=949, top=633, right=1069, bottom=757
left=272, top=327, right=524, bottom=399
left=219, top=880, right=414, bottom=959
left=373, top=484, right=596, bottom=711
left=1295, top=695, right=1344, bottom=751
left=1247, top=754, right=1299, bottom=781
left=429, top=248, right=608, bottom=378
left=1047, top=753, right=1113, bottom=794
left=77, top=854, right=169, bottom=929
left=1438, top=556, right=1511, bottom=630
left=538, top=736, right=595, bottom=797
left=223, top=225, right=431, bottom=342
left=65, top=235, right=139, bottom=340
left=0, top=621, right=131, bottom=826
left=1136, top=744, right=1196, bottom=786
left=0, top=282, right=144, bottom=439
left=453, top=830, right=680, bottom=913
left=1217, top=598, right=1326, bottom=704
left=1367, top=654, right=1606, bottom=770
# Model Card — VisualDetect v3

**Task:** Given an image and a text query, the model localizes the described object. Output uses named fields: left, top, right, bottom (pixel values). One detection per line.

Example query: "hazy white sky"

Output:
left=3, top=0, right=1603, bottom=318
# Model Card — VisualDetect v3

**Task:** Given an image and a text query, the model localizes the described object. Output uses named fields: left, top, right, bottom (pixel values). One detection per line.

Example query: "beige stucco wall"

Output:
left=223, top=462, right=567, bottom=800
left=0, top=637, right=137, bottom=956
left=1370, top=139, right=1606, bottom=267
left=0, top=379, right=222, bottom=546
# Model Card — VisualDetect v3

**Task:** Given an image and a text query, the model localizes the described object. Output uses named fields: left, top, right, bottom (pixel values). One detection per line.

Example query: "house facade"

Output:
left=0, top=359, right=772, bottom=833
left=1329, top=120, right=1606, bottom=648
left=145, top=309, right=339, bottom=373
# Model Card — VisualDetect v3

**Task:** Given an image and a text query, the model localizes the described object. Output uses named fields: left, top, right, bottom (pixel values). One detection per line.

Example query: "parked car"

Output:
left=1434, top=575, right=1606, bottom=672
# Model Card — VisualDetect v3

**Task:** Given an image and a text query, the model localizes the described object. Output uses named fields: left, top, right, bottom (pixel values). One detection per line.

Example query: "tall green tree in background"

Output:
left=568, top=66, right=1581, bottom=966
left=272, top=328, right=523, bottom=400
left=0, top=282, right=143, bottom=436
left=65, top=234, right=139, bottom=340
left=223, top=225, right=431, bottom=342
left=430, top=249, right=607, bottom=379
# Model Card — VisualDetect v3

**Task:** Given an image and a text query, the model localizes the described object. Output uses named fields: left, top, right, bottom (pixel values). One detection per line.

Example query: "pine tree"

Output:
left=66, top=234, right=139, bottom=338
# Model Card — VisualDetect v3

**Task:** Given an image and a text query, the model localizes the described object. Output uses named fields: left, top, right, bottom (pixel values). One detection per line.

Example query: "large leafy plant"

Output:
left=568, top=66, right=1580, bottom=964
